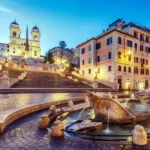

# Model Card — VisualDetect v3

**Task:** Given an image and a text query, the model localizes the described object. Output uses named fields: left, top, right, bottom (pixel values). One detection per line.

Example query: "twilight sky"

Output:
left=0, top=0, right=150, bottom=55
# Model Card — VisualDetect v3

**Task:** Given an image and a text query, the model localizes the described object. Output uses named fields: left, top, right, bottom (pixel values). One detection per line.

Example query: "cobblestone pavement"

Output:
left=0, top=93, right=85, bottom=112
left=0, top=109, right=150, bottom=150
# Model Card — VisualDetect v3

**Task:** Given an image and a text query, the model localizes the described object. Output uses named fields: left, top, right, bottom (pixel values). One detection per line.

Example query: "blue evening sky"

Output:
left=0, top=0, right=150, bottom=55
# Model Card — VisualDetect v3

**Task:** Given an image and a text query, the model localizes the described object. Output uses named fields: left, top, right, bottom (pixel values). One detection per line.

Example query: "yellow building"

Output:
left=77, top=19, right=150, bottom=90
left=9, top=20, right=41, bottom=58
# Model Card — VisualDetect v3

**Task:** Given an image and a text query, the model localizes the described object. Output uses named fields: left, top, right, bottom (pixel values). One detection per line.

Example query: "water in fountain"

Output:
left=76, top=106, right=87, bottom=120
left=131, top=93, right=135, bottom=99
left=124, top=99, right=129, bottom=107
left=103, top=108, right=112, bottom=134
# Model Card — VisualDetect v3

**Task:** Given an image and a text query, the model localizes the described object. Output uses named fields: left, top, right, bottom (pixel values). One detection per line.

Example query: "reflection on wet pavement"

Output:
left=0, top=93, right=86, bottom=112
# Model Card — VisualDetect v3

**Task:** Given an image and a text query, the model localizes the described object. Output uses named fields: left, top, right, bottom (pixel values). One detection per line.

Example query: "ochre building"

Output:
left=77, top=19, right=150, bottom=90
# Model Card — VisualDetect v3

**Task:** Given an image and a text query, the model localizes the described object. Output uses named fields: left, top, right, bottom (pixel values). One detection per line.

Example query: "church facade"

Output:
left=9, top=20, right=41, bottom=59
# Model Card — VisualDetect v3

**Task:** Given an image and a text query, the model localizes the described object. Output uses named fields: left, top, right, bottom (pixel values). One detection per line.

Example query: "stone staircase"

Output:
left=12, top=71, right=91, bottom=88
left=65, top=72, right=109, bottom=89
left=0, top=67, right=23, bottom=79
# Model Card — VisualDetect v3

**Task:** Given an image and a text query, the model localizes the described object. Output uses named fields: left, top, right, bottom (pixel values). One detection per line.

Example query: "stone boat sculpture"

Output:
left=87, top=92, right=150, bottom=124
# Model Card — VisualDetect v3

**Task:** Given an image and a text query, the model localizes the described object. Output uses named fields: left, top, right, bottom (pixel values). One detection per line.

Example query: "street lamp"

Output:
left=95, top=68, right=98, bottom=79
left=24, top=55, right=27, bottom=65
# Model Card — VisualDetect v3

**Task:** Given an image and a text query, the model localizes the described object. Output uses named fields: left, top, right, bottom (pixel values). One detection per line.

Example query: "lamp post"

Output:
left=95, top=68, right=98, bottom=80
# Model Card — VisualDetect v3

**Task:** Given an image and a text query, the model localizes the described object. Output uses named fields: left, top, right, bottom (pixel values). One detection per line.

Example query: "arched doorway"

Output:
left=125, top=79, right=131, bottom=90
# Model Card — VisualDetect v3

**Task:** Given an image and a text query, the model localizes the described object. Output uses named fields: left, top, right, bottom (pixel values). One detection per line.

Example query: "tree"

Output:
left=59, top=41, right=67, bottom=58
left=45, top=51, right=54, bottom=64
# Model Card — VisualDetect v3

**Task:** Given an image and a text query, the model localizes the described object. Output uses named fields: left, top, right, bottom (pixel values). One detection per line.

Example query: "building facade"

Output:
left=49, top=47, right=74, bottom=63
left=9, top=20, right=41, bottom=59
left=0, top=43, right=8, bottom=56
left=77, top=19, right=150, bottom=90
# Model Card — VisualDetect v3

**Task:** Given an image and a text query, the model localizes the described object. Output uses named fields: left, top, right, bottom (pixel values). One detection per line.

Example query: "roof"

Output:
left=76, top=29, right=136, bottom=48
left=32, top=25, right=39, bottom=31
left=10, top=21, right=19, bottom=26
left=122, top=22, right=150, bottom=33
left=108, top=18, right=124, bottom=28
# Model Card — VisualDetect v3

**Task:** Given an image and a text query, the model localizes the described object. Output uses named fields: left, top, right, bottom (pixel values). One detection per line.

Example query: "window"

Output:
left=13, top=32, right=16, bottom=37
left=146, top=69, right=149, bottom=75
left=128, top=55, right=131, bottom=61
left=108, top=66, right=111, bottom=72
left=81, top=48, right=85, bottom=54
left=108, top=52, right=111, bottom=59
left=140, top=34, right=144, bottom=41
left=88, top=45, right=91, bottom=51
left=34, top=36, right=38, bottom=40
left=145, top=47, right=150, bottom=53
left=141, top=58, right=145, bottom=65
left=88, top=57, right=91, bottom=64
left=124, top=66, right=126, bottom=72
left=134, top=31, right=138, bottom=38
left=134, top=43, right=137, bottom=50
left=96, top=43, right=101, bottom=50
left=118, top=52, right=121, bottom=59
left=88, top=69, right=91, bottom=74
left=102, top=55, right=106, bottom=61
left=34, top=51, right=37, bottom=56
left=134, top=57, right=138, bottom=63
left=141, top=69, right=144, bottom=74
left=146, top=60, right=148, bottom=65
left=134, top=68, right=138, bottom=74
left=146, top=36, right=149, bottom=43
left=82, top=60, right=84, bottom=65
left=13, top=51, right=15, bottom=54
left=118, top=37, right=122, bottom=44
left=97, top=56, right=100, bottom=62
left=128, top=67, right=131, bottom=73
left=140, top=45, right=144, bottom=51
left=118, top=66, right=121, bottom=71
left=107, top=37, right=113, bottom=45
left=127, top=40, right=132, bottom=47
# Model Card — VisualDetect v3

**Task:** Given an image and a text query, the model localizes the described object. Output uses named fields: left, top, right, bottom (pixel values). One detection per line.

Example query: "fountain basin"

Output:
left=87, top=92, right=150, bottom=123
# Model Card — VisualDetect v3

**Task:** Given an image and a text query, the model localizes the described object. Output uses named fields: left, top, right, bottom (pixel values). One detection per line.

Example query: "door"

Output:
left=118, top=79, right=122, bottom=89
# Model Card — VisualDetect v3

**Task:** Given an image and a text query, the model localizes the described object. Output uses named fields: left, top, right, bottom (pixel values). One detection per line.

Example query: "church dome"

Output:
left=10, top=20, right=19, bottom=26
left=32, top=25, right=39, bottom=31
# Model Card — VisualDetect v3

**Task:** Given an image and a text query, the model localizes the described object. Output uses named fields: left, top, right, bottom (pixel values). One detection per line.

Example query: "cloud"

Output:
left=0, top=5, right=15, bottom=15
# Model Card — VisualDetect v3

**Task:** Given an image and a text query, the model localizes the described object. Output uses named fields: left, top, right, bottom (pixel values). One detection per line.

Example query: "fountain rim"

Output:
left=63, top=119, right=150, bottom=141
